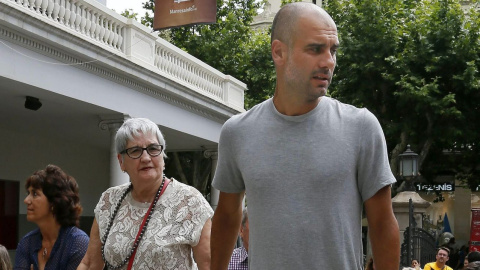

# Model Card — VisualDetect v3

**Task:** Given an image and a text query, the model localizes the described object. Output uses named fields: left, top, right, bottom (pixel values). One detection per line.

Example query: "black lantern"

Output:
left=398, top=144, right=419, bottom=191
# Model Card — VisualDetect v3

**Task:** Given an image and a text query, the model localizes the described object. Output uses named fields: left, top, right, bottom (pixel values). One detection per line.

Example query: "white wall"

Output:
left=419, top=190, right=475, bottom=248
left=1, top=127, right=110, bottom=216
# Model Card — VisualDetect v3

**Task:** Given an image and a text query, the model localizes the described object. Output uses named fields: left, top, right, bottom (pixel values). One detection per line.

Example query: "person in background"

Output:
left=210, top=2, right=399, bottom=269
left=461, top=257, right=470, bottom=270
left=14, top=165, right=89, bottom=270
left=228, top=207, right=249, bottom=270
left=445, top=238, right=458, bottom=268
left=468, top=251, right=480, bottom=263
left=466, top=261, right=480, bottom=270
left=423, top=247, right=453, bottom=270
left=0, top=244, right=13, bottom=270
left=78, top=118, right=213, bottom=270
left=456, top=246, right=469, bottom=270
left=412, top=259, right=421, bottom=270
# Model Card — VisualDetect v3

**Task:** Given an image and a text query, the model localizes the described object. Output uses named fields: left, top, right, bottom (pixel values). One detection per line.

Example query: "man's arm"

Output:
left=211, top=191, right=245, bottom=270
left=364, top=185, right=400, bottom=270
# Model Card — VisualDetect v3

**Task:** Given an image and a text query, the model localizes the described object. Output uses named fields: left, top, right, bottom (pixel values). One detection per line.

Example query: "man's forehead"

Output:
left=311, top=31, right=339, bottom=44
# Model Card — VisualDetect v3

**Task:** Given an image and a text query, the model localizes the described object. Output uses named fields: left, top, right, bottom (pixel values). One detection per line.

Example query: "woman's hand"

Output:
left=77, top=219, right=104, bottom=270
left=192, top=218, right=212, bottom=270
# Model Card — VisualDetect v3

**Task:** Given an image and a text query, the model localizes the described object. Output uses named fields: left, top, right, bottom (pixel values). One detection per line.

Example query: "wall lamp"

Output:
left=25, top=96, right=42, bottom=111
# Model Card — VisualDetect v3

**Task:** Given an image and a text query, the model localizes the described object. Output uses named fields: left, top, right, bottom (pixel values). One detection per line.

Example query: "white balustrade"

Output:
left=68, top=2, right=76, bottom=28
left=2, top=0, right=246, bottom=110
left=74, top=4, right=81, bottom=31
left=80, top=5, right=86, bottom=34
left=58, top=0, right=65, bottom=23
left=34, top=0, right=41, bottom=13
left=52, top=0, right=60, bottom=20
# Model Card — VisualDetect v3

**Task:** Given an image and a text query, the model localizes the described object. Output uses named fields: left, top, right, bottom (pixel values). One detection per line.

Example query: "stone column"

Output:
left=99, top=118, right=129, bottom=187
left=454, top=180, right=472, bottom=244
left=392, top=191, right=431, bottom=244
left=204, top=150, right=219, bottom=211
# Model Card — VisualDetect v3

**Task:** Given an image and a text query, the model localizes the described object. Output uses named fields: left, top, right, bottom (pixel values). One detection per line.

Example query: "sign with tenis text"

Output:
left=415, top=182, right=455, bottom=192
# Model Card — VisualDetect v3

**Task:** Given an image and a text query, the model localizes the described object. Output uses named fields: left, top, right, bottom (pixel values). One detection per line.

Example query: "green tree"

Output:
left=164, top=151, right=212, bottom=195
left=325, top=0, right=480, bottom=195
left=119, top=9, right=139, bottom=20
left=141, top=0, right=275, bottom=109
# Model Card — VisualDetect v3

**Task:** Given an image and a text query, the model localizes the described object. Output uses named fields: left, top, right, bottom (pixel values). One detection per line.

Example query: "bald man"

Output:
left=211, top=2, right=399, bottom=269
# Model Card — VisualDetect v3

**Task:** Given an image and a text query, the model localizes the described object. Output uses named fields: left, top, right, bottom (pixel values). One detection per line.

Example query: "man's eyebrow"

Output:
left=305, top=43, right=340, bottom=50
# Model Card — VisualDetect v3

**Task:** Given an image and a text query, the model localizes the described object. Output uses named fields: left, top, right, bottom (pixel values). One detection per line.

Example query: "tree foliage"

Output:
left=164, top=151, right=212, bottom=195
left=142, top=0, right=275, bottom=109
left=325, top=0, right=480, bottom=195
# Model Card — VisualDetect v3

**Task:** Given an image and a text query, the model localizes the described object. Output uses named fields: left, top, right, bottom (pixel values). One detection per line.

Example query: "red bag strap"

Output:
left=127, top=178, right=171, bottom=270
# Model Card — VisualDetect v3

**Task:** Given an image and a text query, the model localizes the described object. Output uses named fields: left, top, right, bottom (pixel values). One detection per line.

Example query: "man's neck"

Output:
left=435, top=261, right=446, bottom=269
left=272, top=93, right=321, bottom=116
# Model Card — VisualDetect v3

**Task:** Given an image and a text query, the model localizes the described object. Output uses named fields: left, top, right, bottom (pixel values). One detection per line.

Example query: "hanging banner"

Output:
left=153, top=0, right=216, bottom=30
left=470, top=208, right=480, bottom=252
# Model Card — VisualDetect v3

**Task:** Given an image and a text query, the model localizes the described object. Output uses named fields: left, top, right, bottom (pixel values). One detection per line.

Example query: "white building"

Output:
left=0, top=0, right=246, bottom=257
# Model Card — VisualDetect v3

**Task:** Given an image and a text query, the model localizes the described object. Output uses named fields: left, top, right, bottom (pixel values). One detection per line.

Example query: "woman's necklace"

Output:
left=41, top=239, right=55, bottom=261
left=101, top=175, right=165, bottom=270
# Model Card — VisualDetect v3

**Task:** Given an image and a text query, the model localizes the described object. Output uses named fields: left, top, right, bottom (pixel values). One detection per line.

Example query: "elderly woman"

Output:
left=14, top=165, right=89, bottom=270
left=78, top=118, right=213, bottom=270
left=0, top=244, right=13, bottom=270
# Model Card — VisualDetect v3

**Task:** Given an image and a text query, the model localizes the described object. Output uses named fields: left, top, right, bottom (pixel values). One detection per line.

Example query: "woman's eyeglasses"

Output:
left=121, top=144, right=163, bottom=159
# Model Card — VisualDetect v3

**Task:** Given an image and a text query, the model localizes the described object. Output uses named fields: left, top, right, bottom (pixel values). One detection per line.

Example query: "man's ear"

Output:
left=271, top=39, right=287, bottom=66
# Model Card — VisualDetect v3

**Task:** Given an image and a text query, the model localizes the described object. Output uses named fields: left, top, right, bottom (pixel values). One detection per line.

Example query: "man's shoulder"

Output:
left=423, top=262, right=452, bottom=270
left=225, top=99, right=271, bottom=126
left=323, top=96, right=367, bottom=115
left=423, top=262, right=435, bottom=269
left=322, top=97, right=381, bottom=129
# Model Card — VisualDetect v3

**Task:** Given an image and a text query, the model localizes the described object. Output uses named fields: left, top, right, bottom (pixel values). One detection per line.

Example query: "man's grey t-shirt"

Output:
left=213, top=97, right=396, bottom=269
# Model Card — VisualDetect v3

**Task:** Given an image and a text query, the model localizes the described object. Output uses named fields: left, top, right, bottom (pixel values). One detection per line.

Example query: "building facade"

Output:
left=0, top=0, right=246, bottom=259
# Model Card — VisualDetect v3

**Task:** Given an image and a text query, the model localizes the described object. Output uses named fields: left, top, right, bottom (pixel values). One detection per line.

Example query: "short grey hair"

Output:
left=0, top=244, right=12, bottom=270
left=241, top=207, right=248, bottom=228
left=115, top=118, right=166, bottom=157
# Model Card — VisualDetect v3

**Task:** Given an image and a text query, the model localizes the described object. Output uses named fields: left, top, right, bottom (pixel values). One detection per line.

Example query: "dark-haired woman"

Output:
left=14, top=165, right=89, bottom=270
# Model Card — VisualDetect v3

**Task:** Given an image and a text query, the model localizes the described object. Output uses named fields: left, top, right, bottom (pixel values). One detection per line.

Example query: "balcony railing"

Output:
left=0, top=0, right=246, bottom=112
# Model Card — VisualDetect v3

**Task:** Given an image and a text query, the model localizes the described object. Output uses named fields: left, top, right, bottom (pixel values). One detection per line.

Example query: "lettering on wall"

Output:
left=415, top=182, right=455, bottom=192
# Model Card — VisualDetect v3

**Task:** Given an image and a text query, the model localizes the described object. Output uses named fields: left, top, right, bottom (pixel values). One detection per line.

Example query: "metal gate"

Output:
left=400, top=199, right=437, bottom=267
